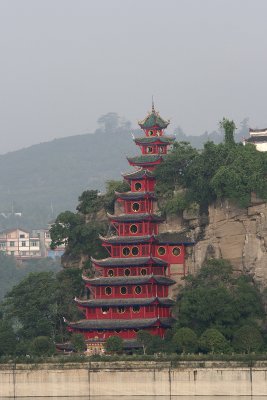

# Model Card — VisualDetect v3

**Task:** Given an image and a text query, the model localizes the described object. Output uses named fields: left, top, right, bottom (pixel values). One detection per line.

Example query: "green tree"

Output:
left=220, top=117, right=236, bottom=145
left=0, top=320, right=17, bottom=356
left=2, top=270, right=84, bottom=343
left=199, top=328, right=231, bottom=353
left=71, top=333, right=86, bottom=352
left=76, top=190, right=103, bottom=215
left=172, top=327, right=198, bottom=354
left=104, top=336, right=123, bottom=354
left=174, top=259, right=264, bottom=338
left=137, top=330, right=153, bottom=355
left=3, top=272, right=58, bottom=340
left=233, top=325, right=263, bottom=353
left=30, top=336, right=55, bottom=356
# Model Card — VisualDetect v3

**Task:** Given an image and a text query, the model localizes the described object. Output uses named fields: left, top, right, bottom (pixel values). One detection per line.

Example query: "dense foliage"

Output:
left=0, top=252, right=61, bottom=300
left=50, top=181, right=129, bottom=269
left=1, top=268, right=84, bottom=350
left=155, top=120, right=267, bottom=212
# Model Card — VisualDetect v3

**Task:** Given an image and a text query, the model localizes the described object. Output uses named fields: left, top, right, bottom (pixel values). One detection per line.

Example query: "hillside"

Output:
left=0, top=115, right=249, bottom=230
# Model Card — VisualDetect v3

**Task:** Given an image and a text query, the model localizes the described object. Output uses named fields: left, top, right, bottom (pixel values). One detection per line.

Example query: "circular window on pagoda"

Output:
left=130, top=224, right=138, bottom=234
left=132, top=246, right=139, bottom=256
left=107, top=269, right=114, bottom=277
left=158, top=246, right=166, bottom=256
left=132, top=305, right=140, bottom=313
left=140, top=268, right=147, bottom=276
left=122, top=247, right=130, bottom=256
left=105, top=287, right=112, bottom=296
left=124, top=268, right=131, bottom=276
left=120, top=286, right=127, bottom=295
left=148, top=130, right=154, bottom=136
left=132, top=202, right=140, bottom=212
left=172, top=247, right=181, bottom=256
left=135, top=286, right=142, bottom=295
left=159, top=146, right=164, bottom=153
left=102, top=306, right=110, bottom=314
left=118, top=306, right=125, bottom=314
left=135, top=182, right=142, bottom=191
left=147, top=146, right=153, bottom=154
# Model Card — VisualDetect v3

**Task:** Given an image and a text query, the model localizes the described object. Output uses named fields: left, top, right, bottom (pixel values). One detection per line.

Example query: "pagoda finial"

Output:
left=152, top=95, right=155, bottom=113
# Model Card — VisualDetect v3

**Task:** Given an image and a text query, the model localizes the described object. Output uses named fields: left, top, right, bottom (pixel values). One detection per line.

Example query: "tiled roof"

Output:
left=138, top=111, right=170, bottom=129
left=115, top=191, right=156, bottom=200
left=134, top=136, right=175, bottom=145
left=75, top=296, right=175, bottom=307
left=107, top=213, right=164, bottom=222
left=245, top=136, right=267, bottom=143
left=66, top=317, right=175, bottom=330
left=127, top=155, right=163, bottom=165
left=82, top=274, right=175, bottom=286
left=91, top=256, right=167, bottom=267
left=100, top=234, right=153, bottom=244
left=122, top=168, right=155, bottom=180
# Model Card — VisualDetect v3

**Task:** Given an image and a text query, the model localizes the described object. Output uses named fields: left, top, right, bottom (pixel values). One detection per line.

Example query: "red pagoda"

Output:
left=66, top=104, right=194, bottom=345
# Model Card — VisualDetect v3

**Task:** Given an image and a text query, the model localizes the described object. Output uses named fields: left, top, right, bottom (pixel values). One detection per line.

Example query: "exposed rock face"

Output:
left=161, top=199, right=267, bottom=287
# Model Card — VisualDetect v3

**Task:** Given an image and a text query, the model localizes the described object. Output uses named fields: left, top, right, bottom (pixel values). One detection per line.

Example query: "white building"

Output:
left=244, top=128, right=267, bottom=152
left=0, top=228, right=41, bottom=259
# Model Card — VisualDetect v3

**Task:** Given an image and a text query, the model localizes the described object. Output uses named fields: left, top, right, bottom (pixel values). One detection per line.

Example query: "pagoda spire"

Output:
left=152, top=96, right=155, bottom=113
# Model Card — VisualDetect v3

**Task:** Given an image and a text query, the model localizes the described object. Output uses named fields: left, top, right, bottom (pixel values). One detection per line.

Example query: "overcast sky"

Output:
left=0, top=0, right=267, bottom=154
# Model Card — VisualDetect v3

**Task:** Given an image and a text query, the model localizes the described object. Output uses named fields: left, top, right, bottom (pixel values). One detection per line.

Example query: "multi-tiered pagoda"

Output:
left=66, top=105, right=193, bottom=348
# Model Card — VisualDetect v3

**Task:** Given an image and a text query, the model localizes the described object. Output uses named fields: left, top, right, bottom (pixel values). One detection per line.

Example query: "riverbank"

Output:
left=1, top=360, right=267, bottom=398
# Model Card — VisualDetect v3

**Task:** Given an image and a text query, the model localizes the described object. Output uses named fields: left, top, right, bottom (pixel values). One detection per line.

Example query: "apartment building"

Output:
left=0, top=228, right=41, bottom=259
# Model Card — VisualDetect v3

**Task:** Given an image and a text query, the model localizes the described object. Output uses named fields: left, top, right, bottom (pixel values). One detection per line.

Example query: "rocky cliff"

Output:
left=160, top=197, right=267, bottom=288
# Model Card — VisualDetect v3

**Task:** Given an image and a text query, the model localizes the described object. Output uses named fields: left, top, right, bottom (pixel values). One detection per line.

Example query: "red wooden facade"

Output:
left=67, top=106, right=194, bottom=342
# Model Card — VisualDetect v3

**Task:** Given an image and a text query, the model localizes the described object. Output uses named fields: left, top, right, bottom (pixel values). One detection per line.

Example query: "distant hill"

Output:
left=0, top=114, right=249, bottom=230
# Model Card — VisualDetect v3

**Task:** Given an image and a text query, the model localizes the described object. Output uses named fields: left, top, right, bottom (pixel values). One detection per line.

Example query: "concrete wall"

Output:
left=1, top=361, right=267, bottom=398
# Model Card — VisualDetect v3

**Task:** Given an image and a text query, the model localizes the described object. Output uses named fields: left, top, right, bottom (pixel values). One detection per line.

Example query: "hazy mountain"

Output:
left=0, top=114, right=249, bottom=230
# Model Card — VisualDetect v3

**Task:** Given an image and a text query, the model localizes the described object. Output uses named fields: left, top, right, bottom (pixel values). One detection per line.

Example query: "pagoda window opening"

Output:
left=158, top=246, right=166, bottom=256
left=147, top=146, right=153, bottom=154
left=120, top=286, right=127, bottom=295
left=107, top=269, right=114, bottom=277
left=132, top=202, right=140, bottom=212
left=115, top=329, right=121, bottom=334
left=140, top=268, right=147, bottom=276
left=105, top=287, right=112, bottom=296
left=132, top=246, right=139, bottom=256
left=132, top=305, right=140, bottom=313
left=122, top=247, right=130, bottom=256
left=124, top=268, right=131, bottom=276
left=130, top=224, right=138, bottom=234
left=101, top=306, right=110, bottom=314
left=117, top=306, right=125, bottom=314
left=134, top=182, right=142, bottom=191
left=148, top=130, right=154, bottom=136
left=135, top=285, right=142, bottom=295
left=172, top=247, right=181, bottom=256
left=158, top=146, right=164, bottom=153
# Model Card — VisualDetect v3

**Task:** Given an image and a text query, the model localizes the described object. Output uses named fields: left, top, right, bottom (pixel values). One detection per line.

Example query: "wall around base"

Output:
left=0, top=361, right=267, bottom=398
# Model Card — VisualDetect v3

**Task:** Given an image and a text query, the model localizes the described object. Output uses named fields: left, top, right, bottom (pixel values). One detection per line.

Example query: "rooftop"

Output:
left=75, top=296, right=175, bottom=307
left=66, top=317, right=175, bottom=330
left=82, top=274, right=175, bottom=286
left=122, top=168, right=155, bottom=180
left=138, top=107, right=170, bottom=130
left=100, top=234, right=153, bottom=244
left=115, top=191, right=156, bottom=200
left=107, top=213, right=164, bottom=222
left=91, top=256, right=167, bottom=267
left=134, top=136, right=175, bottom=145
left=127, top=155, right=163, bottom=165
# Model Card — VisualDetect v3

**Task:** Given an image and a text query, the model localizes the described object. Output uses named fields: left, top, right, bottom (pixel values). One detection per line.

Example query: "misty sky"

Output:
left=1, top=0, right=267, bottom=154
